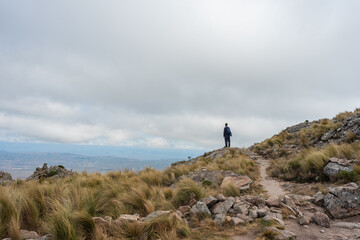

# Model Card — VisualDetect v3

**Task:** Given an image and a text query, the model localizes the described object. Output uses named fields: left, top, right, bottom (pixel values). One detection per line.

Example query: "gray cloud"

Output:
left=0, top=0, right=360, bottom=149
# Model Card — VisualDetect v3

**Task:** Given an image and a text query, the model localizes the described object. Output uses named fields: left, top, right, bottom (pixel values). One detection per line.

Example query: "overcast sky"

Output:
left=0, top=0, right=359, bottom=150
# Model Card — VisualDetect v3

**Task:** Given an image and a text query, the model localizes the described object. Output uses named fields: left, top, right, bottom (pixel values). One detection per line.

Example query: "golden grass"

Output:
left=0, top=148, right=258, bottom=239
left=269, top=143, right=360, bottom=182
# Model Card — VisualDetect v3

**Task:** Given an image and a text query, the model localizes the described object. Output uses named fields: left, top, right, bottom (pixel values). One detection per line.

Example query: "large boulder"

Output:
left=324, top=182, right=360, bottom=218
left=220, top=176, right=252, bottom=190
left=323, top=158, right=356, bottom=181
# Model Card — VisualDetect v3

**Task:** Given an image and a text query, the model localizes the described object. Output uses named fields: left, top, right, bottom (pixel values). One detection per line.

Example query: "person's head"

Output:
left=225, top=123, right=228, bottom=127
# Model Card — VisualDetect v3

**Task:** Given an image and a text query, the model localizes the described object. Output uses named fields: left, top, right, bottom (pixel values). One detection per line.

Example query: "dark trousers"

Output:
left=224, top=136, right=230, bottom=147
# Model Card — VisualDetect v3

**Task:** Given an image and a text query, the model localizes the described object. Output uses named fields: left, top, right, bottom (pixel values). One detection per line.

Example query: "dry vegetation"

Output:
left=268, top=143, right=360, bottom=183
left=0, top=148, right=259, bottom=240
left=253, top=109, right=360, bottom=159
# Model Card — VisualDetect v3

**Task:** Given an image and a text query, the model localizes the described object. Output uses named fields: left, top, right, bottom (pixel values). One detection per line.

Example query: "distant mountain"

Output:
left=0, top=151, right=180, bottom=179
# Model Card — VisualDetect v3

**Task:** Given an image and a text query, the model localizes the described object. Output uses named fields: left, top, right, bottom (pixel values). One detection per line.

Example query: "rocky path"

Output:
left=256, top=157, right=286, bottom=198
left=240, top=149, right=286, bottom=198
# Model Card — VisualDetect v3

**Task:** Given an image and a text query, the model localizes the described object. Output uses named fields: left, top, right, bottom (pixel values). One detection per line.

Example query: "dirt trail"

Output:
left=241, top=149, right=286, bottom=198
left=256, top=157, right=286, bottom=198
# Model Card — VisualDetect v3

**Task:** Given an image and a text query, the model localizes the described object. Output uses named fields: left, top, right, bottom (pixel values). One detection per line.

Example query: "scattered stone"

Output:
left=211, top=197, right=235, bottom=215
left=288, top=215, right=297, bottom=220
left=220, top=176, right=252, bottom=190
left=144, top=210, right=171, bottom=221
left=324, top=182, right=360, bottom=218
left=231, top=217, right=245, bottom=226
left=283, top=195, right=296, bottom=209
left=333, top=222, right=360, bottom=230
left=314, top=191, right=325, bottom=206
left=266, top=197, right=281, bottom=207
left=190, top=202, right=211, bottom=219
left=20, top=229, right=39, bottom=239
left=298, top=215, right=310, bottom=225
left=264, top=227, right=296, bottom=240
left=257, top=208, right=268, bottom=217
left=201, top=196, right=218, bottom=207
left=249, top=208, right=258, bottom=218
left=178, top=205, right=191, bottom=214
left=320, top=230, right=325, bottom=233
left=214, top=213, right=226, bottom=226
left=236, top=213, right=253, bottom=223
left=216, top=194, right=227, bottom=201
left=312, top=212, right=330, bottom=228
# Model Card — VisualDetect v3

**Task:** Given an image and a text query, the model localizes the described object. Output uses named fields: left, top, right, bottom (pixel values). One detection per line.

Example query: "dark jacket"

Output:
left=223, top=127, right=232, bottom=137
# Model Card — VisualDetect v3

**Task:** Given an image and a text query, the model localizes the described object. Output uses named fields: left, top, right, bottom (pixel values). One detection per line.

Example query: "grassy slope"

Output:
left=0, top=148, right=259, bottom=240
left=252, top=109, right=360, bottom=183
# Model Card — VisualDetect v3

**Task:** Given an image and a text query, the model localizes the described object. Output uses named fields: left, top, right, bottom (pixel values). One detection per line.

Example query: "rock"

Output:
left=34, top=235, right=53, bottom=240
left=263, top=213, right=285, bottom=227
left=144, top=210, right=171, bottom=221
left=216, top=194, right=227, bottom=201
left=116, top=214, right=140, bottom=223
left=220, top=176, right=252, bottom=190
left=324, top=182, right=360, bottom=218
left=231, top=217, right=245, bottom=226
left=266, top=197, right=281, bottom=207
left=257, top=208, right=268, bottom=217
left=283, top=195, right=296, bottom=209
left=276, top=230, right=296, bottom=240
left=214, top=213, right=226, bottom=226
left=236, top=213, right=253, bottom=223
left=20, top=229, right=39, bottom=239
left=178, top=169, right=242, bottom=187
left=301, top=195, right=315, bottom=203
left=26, top=164, right=73, bottom=181
left=249, top=208, right=258, bottom=218
left=211, top=197, right=235, bottom=215
left=323, top=159, right=355, bottom=181
left=313, top=191, right=325, bottom=206
left=201, top=196, right=218, bottom=207
left=178, top=205, right=191, bottom=214
left=312, top=212, right=330, bottom=228
left=333, top=222, right=360, bottom=229
left=0, top=171, right=12, bottom=184
left=298, top=216, right=310, bottom=225
left=245, top=196, right=266, bottom=207
left=93, top=217, right=110, bottom=229
left=264, top=227, right=296, bottom=240
left=190, top=202, right=211, bottom=219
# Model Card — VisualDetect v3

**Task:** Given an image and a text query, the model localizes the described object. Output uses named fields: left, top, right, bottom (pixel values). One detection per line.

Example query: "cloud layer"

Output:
left=1, top=1, right=360, bottom=149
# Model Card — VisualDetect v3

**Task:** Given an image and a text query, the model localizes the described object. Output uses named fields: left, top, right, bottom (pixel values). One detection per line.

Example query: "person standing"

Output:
left=223, top=123, right=232, bottom=147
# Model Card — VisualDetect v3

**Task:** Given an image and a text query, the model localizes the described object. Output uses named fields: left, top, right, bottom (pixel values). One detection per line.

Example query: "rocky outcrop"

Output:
left=321, top=113, right=360, bottom=143
left=26, top=164, right=73, bottom=180
left=323, top=157, right=356, bottom=181
left=324, top=182, right=360, bottom=218
left=0, top=171, right=12, bottom=184
left=171, top=147, right=243, bottom=167
left=220, top=176, right=252, bottom=190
